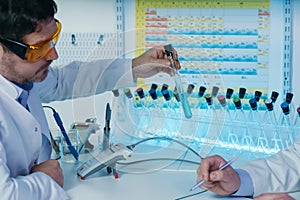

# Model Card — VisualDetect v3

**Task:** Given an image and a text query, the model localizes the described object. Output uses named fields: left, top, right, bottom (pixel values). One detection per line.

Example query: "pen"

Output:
left=190, top=157, right=238, bottom=191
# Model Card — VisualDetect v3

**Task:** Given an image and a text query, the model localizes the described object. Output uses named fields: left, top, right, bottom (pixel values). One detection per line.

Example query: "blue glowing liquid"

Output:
left=179, top=93, right=192, bottom=119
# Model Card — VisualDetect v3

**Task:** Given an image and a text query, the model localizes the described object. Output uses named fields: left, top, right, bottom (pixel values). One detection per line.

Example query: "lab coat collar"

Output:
left=0, top=74, right=20, bottom=100
left=0, top=74, right=35, bottom=102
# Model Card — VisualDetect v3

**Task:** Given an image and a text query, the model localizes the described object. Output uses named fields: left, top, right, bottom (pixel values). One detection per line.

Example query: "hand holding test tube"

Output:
left=164, top=44, right=192, bottom=119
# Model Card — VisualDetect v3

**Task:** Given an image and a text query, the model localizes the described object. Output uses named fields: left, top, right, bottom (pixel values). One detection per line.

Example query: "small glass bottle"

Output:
left=232, top=97, right=252, bottom=149
left=293, top=106, right=300, bottom=139
left=249, top=98, right=268, bottom=151
left=263, top=98, right=283, bottom=151
left=279, top=102, right=293, bottom=146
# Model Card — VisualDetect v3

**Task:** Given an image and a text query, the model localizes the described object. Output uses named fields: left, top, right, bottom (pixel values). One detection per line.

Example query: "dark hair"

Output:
left=0, top=0, right=57, bottom=42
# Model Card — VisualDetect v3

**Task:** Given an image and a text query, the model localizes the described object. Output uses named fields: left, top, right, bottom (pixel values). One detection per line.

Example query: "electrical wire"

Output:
left=117, top=158, right=200, bottom=166
left=175, top=190, right=208, bottom=200
left=126, top=136, right=203, bottom=159
left=43, top=105, right=79, bottom=160
left=43, top=106, right=60, bottom=155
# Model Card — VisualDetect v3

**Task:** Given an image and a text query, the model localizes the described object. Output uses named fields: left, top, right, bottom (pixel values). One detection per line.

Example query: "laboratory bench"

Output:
left=60, top=138, right=300, bottom=200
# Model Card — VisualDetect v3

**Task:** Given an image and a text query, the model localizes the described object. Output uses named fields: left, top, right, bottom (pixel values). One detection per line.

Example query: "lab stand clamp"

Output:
left=77, top=103, right=132, bottom=180
left=112, top=85, right=300, bottom=159
left=70, top=118, right=101, bottom=153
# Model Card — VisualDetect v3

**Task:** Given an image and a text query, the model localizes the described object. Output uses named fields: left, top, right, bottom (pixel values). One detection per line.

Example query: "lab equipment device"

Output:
left=190, top=157, right=239, bottom=191
left=164, top=44, right=192, bottom=119
left=77, top=103, right=132, bottom=179
left=70, top=118, right=100, bottom=153
left=77, top=143, right=132, bottom=180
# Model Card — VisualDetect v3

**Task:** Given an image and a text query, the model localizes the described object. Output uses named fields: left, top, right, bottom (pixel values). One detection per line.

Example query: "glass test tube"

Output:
left=233, top=97, right=253, bottom=149
left=264, top=98, right=283, bottom=151
left=164, top=44, right=192, bottom=119
left=225, top=88, right=234, bottom=109
left=217, top=95, right=239, bottom=150
left=280, top=102, right=293, bottom=146
left=249, top=98, right=268, bottom=150
left=293, top=106, right=300, bottom=138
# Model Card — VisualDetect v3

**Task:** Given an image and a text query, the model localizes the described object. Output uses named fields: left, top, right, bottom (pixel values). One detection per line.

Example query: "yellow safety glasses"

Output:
left=0, top=19, right=61, bottom=62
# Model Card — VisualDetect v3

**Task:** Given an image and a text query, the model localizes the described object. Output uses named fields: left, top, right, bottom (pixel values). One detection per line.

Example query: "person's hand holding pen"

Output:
left=132, top=45, right=181, bottom=78
left=195, top=155, right=241, bottom=195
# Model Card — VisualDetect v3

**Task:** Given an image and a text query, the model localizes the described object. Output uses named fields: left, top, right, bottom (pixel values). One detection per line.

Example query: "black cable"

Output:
left=117, top=158, right=200, bottom=166
left=126, top=136, right=203, bottom=159
left=43, top=106, right=60, bottom=155
left=43, top=105, right=79, bottom=160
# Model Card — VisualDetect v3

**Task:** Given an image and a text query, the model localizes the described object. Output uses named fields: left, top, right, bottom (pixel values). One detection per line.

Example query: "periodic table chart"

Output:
left=53, top=0, right=292, bottom=98
left=132, top=0, right=290, bottom=96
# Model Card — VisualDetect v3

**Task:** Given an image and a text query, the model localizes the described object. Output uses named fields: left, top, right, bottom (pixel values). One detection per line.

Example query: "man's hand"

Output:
left=31, top=159, right=64, bottom=187
left=132, top=46, right=181, bottom=78
left=196, top=155, right=240, bottom=195
left=254, top=193, right=295, bottom=200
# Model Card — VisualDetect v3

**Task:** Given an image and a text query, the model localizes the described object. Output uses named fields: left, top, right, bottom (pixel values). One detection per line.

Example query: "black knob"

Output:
left=264, top=99, right=273, bottom=111
left=198, top=86, right=206, bottom=97
left=270, top=91, right=279, bottom=103
left=187, top=84, right=195, bottom=95
left=226, top=88, right=234, bottom=99
left=285, top=92, right=294, bottom=104
left=149, top=88, right=157, bottom=100
left=254, top=91, right=262, bottom=102
left=136, top=88, right=145, bottom=99
left=239, top=87, right=246, bottom=99
left=249, top=98, right=257, bottom=111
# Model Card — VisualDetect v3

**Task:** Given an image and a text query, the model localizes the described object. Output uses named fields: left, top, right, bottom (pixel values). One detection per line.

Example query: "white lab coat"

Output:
left=0, top=59, right=134, bottom=200
left=242, top=139, right=300, bottom=196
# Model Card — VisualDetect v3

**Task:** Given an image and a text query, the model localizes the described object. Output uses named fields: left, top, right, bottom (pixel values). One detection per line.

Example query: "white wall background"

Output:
left=55, top=0, right=116, bottom=33
left=292, top=0, right=300, bottom=108
left=46, top=0, right=117, bottom=130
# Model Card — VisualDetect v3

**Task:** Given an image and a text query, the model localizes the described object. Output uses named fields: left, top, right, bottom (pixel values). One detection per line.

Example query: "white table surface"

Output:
left=61, top=144, right=300, bottom=200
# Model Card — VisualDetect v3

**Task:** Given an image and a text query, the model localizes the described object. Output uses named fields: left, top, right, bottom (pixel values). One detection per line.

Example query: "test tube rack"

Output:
left=112, top=85, right=300, bottom=159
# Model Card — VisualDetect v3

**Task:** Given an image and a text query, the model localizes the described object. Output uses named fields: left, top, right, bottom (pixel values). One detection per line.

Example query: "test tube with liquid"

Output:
left=270, top=91, right=279, bottom=104
left=148, top=84, right=159, bottom=107
left=136, top=87, right=147, bottom=107
left=263, top=98, right=283, bottom=151
left=225, top=88, right=234, bottom=109
left=280, top=102, right=293, bottom=146
left=254, top=90, right=262, bottom=110
left=198, top=86, right=206, bottom=97
left=123, top=88, right=138, bottom=135
left=233, top=97, right=253, bottom=149
left=211, top=86, right=219, bottom=98
left=162, top=89, right=180, bottom=137
left=203, top=93, right=213, bottom=121
left=147, top=84, right=168, bottom=135
left=198, top=86, right=207, bottom=109
left=217, top=95, right=235, bottom=149
left=293, top=106, right=300, bottom=138
left=187, top=84, right=195, bottom=95
left=249, top=98, right=268, bottom=151
left=164, top=44, right=192, bottom=119
left=211, top=86, right=220, bottom=108
left=238, top=87, right=247, bottom=106
left=199, top=94, right=222, bottom=150
left=285, top=92, right=294, bottom=117
left=254, top=91, right=262, bottom=102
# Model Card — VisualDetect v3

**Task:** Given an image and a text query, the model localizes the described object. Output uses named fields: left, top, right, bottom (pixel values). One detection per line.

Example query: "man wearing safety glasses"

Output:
left=0, top=0, right=180, bottom=199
